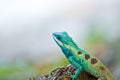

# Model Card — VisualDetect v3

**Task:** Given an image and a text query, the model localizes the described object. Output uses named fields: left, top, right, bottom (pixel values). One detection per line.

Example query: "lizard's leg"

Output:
left=68, top=56, right=82, bottom=79
left=71, top=68, right=82, bottom=79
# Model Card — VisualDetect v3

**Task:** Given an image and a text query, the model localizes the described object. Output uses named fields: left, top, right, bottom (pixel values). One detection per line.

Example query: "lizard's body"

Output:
left=53, top=32, right=114, bottom=80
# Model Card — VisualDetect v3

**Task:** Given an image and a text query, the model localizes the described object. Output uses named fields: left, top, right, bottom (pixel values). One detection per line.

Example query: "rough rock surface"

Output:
left=29, top=64, right=97, bottom=80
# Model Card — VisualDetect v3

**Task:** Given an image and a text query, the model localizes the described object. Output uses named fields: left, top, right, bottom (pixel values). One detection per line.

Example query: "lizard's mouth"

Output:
left=53, top=35, right=74, bottom=52
left=52, top=34, right=69, bottom=49
left=53, top=35, right=64, bottom=46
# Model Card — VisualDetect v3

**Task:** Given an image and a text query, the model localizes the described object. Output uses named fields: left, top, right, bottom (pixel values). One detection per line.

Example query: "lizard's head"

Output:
left=53, top=32, right=79, bottom=58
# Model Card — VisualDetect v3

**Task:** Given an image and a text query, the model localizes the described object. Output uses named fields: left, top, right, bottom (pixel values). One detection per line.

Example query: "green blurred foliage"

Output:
left=0, top=26, right=119, bottom=80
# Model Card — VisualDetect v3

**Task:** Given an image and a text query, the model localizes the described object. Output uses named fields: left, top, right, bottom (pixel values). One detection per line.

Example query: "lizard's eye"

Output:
left=56, top=36, right=61, bottom=40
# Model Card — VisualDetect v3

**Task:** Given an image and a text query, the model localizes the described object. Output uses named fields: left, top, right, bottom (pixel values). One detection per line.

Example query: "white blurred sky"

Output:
left=0, top=0, right=120, bottom=63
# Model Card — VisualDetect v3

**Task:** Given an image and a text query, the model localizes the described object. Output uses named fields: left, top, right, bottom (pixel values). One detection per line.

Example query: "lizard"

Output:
left=52, top=31, right=114, bottom=80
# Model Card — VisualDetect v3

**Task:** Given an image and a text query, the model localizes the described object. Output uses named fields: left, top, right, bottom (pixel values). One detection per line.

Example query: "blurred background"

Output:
left=0, top=0, right=120, bottom=80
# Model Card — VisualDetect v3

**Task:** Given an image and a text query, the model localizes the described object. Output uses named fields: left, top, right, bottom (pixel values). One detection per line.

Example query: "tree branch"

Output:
left=29, top=64, right=97, bottom=80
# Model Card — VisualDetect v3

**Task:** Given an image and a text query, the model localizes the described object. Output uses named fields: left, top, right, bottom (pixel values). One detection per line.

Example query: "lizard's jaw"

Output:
left=53, top=35, right=63, bottom=46
left=53, top=34, right=71, bottom=51
left=53, top=35, right=77, bottom=55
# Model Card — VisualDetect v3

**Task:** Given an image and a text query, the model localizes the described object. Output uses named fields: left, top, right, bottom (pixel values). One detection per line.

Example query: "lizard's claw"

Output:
left=65, top=72, right=77, bottom=79
left=71, top=75, right=77, bottom=80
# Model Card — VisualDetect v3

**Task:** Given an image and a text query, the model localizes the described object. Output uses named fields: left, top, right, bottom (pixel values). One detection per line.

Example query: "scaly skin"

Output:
left=53, top=32, right=114, bottom=80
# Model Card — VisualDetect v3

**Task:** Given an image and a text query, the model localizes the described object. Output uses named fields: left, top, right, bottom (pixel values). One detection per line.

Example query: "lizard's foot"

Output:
left=71, top=75, right=77, bottom=80
left=65, top=73, right=76, bottom=80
